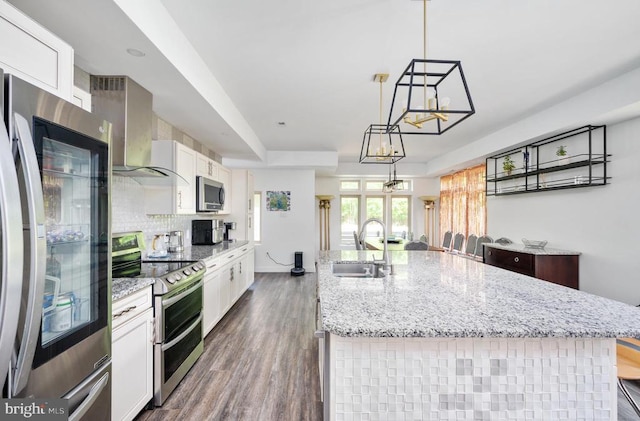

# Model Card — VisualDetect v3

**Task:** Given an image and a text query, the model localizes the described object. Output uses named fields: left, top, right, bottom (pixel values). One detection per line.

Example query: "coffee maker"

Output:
left=223, top=222, right=236, bottom=242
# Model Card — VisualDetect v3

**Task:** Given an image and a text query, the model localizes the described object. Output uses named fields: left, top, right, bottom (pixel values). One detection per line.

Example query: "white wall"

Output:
left=314, top=176, right=441, bottom=251
left=487, top=116, right=640, bottom=305
left=253, top=169, right=316, bottom=272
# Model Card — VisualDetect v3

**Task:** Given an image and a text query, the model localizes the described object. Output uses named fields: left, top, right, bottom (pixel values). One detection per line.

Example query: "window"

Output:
left=365, top=180, right=384, bottom=191
left=253, top=192, right=261, bottom=242
left=340, top=180, right=360, bottom=191
left=390, top=196, right=411, bottom=238
left=439, top=164, right=486, bottom=243
left=364, top=196, right=385, bottom=237
left=340, top=196, right=360, bottom=246
left=337, top=177, right=421, bottom=249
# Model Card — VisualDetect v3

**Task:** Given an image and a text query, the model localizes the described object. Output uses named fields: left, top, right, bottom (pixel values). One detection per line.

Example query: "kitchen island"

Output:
left=316, top=250, right=640, bottom=421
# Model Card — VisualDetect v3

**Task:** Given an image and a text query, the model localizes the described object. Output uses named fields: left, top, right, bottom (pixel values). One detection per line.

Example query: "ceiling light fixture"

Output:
left=388, top=0, right=474, bottom=135
left=383, top=163, right=404, bottom=193
left=359, top=73, right=406, bottom=164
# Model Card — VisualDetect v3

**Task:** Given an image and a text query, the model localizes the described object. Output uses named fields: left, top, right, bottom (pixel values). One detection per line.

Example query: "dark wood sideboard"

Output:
left=483, top=244, right=579, bottom=289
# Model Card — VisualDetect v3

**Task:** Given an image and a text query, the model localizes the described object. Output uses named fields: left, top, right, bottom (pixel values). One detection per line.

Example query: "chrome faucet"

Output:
left=358, top=218, right=392, bottom=275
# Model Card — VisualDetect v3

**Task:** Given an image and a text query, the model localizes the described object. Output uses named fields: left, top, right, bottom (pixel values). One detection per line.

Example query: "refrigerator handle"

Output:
left=11, top=113, right=47, bottom=397
left=0, top=117, right=24, bottom=389
left=67, top=371, right=110, bottom=421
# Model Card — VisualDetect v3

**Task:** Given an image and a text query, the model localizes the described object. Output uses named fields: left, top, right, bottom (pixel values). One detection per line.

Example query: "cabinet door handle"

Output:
left=113, top=305, right=137, bottom=319
left=514, top=257, right=520, bottom=263
left=178, top=191, right=182, bottom=208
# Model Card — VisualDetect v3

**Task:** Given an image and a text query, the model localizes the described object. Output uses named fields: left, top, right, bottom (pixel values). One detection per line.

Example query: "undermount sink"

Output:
left=330, top=262, right=381, bottom=278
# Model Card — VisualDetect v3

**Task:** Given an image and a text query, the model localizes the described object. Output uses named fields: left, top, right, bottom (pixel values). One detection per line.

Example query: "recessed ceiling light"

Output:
left=277, top=122, right=286, bottom=126
left=126, top=48, right=146, bottom=58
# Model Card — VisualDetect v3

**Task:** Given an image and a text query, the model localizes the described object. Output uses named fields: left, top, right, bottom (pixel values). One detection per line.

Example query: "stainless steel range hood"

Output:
left=90, top=75, right=184, bottom=184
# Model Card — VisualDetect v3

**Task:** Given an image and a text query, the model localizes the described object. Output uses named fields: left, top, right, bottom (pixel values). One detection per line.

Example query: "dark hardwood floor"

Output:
left=135, top=272, right=322, bottom=421
left=133, top=271, right=640, bottom=420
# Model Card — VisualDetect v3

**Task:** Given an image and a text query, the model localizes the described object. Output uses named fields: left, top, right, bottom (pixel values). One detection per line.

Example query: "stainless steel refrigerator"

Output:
left=1, top=72, right=112, bottom=420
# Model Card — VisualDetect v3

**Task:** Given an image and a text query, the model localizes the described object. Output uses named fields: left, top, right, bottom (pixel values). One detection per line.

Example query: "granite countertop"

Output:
left=112, top=240, right=251, bottom=301
left=483, top=242, right=580, bottom=255
left=317, top=250, right=640, bottom=338
left=112, top=277, right=155, bottom=301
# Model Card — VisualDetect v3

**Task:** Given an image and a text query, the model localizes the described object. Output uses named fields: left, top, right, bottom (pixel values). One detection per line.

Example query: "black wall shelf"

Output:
left=486, top=125, right=610, bottom=196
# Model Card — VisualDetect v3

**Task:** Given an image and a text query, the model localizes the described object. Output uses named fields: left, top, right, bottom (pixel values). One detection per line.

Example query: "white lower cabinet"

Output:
left=203, top=257, right=221, bottom=337
left=219, top=256, right=236, bottom=314
left=112, top=287, right=154, bottom=421
left=244, top=248, right=255, bottom=290
left=202, top=245, right=254, bottom=338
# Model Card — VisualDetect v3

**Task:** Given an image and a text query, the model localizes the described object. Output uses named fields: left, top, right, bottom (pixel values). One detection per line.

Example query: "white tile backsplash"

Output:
left=111, top=175, right=218, bottom=251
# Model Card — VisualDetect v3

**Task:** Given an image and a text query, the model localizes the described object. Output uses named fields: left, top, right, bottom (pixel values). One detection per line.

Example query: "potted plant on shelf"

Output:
left=556, top=145, right=570, bottom=165
left=502, top=155, right=516, bottom=176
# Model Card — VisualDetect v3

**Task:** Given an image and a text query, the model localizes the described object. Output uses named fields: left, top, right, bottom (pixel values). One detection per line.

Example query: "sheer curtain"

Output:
left=439, top=165, right=486, bottom=245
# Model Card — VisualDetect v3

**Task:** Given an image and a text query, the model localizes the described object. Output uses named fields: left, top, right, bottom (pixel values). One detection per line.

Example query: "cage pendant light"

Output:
left=383, top=163, right=404, bottom=193
left=360, top=73, right=406, bottom=164
left=387, top=0, right=474, bottom=135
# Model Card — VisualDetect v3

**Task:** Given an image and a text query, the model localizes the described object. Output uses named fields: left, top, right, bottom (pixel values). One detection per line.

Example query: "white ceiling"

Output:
left=8, top=0, right=640, bottom=175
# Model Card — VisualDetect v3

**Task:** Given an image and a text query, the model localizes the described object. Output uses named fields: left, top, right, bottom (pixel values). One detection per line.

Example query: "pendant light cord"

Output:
left=423, top=0, right=428, bottom=110
left=379, top=77, right=383, bottom=151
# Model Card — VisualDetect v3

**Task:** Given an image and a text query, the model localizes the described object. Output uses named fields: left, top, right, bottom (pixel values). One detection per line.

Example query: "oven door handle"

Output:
left=161, top=313, right=203, bottom=352
left=163, top=279, right=203, bottom=308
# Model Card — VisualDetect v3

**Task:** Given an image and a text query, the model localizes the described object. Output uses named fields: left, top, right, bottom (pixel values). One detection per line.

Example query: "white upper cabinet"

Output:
left=216, top=163, right=231, bottom=215
left=0, top=2, right=73, bottom=101
left=146, top=140, right=196, bottom=215
left=229, top=169, right=254, bottom=242
left=196, top=152, right=218, bottom=180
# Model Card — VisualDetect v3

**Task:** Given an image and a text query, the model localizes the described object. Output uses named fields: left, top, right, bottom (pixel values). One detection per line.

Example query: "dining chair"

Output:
left=452, top=233, right=465, bottom=253
left=404, top=241, right=429, bottom=250
left=495, top=237, right=513, bottom=245
left=353, top=231, right=362, bottom=250
left=442, top=231, right=453, bottom=250
left=616, top=338, right=640, bottom=417
left=474, top=235, right=494, bottom=258
left=465, top=234, right=478, bottom=255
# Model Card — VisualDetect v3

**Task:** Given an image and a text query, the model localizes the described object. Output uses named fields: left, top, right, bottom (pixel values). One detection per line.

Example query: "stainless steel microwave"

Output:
left=196, top=176, right=225, bottom=212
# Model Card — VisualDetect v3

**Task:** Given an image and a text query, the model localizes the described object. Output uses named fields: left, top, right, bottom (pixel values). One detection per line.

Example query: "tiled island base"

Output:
left=329, top=335, right=616, bottom=421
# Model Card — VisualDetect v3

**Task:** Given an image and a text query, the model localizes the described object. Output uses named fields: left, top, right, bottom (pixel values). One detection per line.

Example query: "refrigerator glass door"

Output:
left=32, top=117, right=109, bottom=368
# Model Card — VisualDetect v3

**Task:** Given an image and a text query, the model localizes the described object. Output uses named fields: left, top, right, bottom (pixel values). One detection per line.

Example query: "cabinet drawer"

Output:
left=484, top=247, right=534, bottom=276
left=113, top=285, right=152, bottom=328
left=204, top=256, right=221, bottom=272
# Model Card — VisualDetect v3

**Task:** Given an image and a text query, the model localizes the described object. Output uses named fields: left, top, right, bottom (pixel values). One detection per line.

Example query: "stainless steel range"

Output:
left=112, top=232, right=206, bottom=406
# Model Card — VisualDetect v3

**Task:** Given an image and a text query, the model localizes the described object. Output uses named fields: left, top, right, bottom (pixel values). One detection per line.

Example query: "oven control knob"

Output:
left=165, top=276, right=175, bottom=284
left=183, top=268, right=193, bottom=276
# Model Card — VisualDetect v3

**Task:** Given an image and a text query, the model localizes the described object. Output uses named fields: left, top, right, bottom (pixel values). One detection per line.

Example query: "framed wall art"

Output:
left=266, top=190, right=291, bottom=211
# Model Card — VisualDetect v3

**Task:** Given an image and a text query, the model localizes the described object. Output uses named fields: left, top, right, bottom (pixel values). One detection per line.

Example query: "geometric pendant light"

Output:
left=387, top=0, right=474, bottom=135
left=382, top=163, right=404, bottom=193
left=360, top=73, right=406, bottom=164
